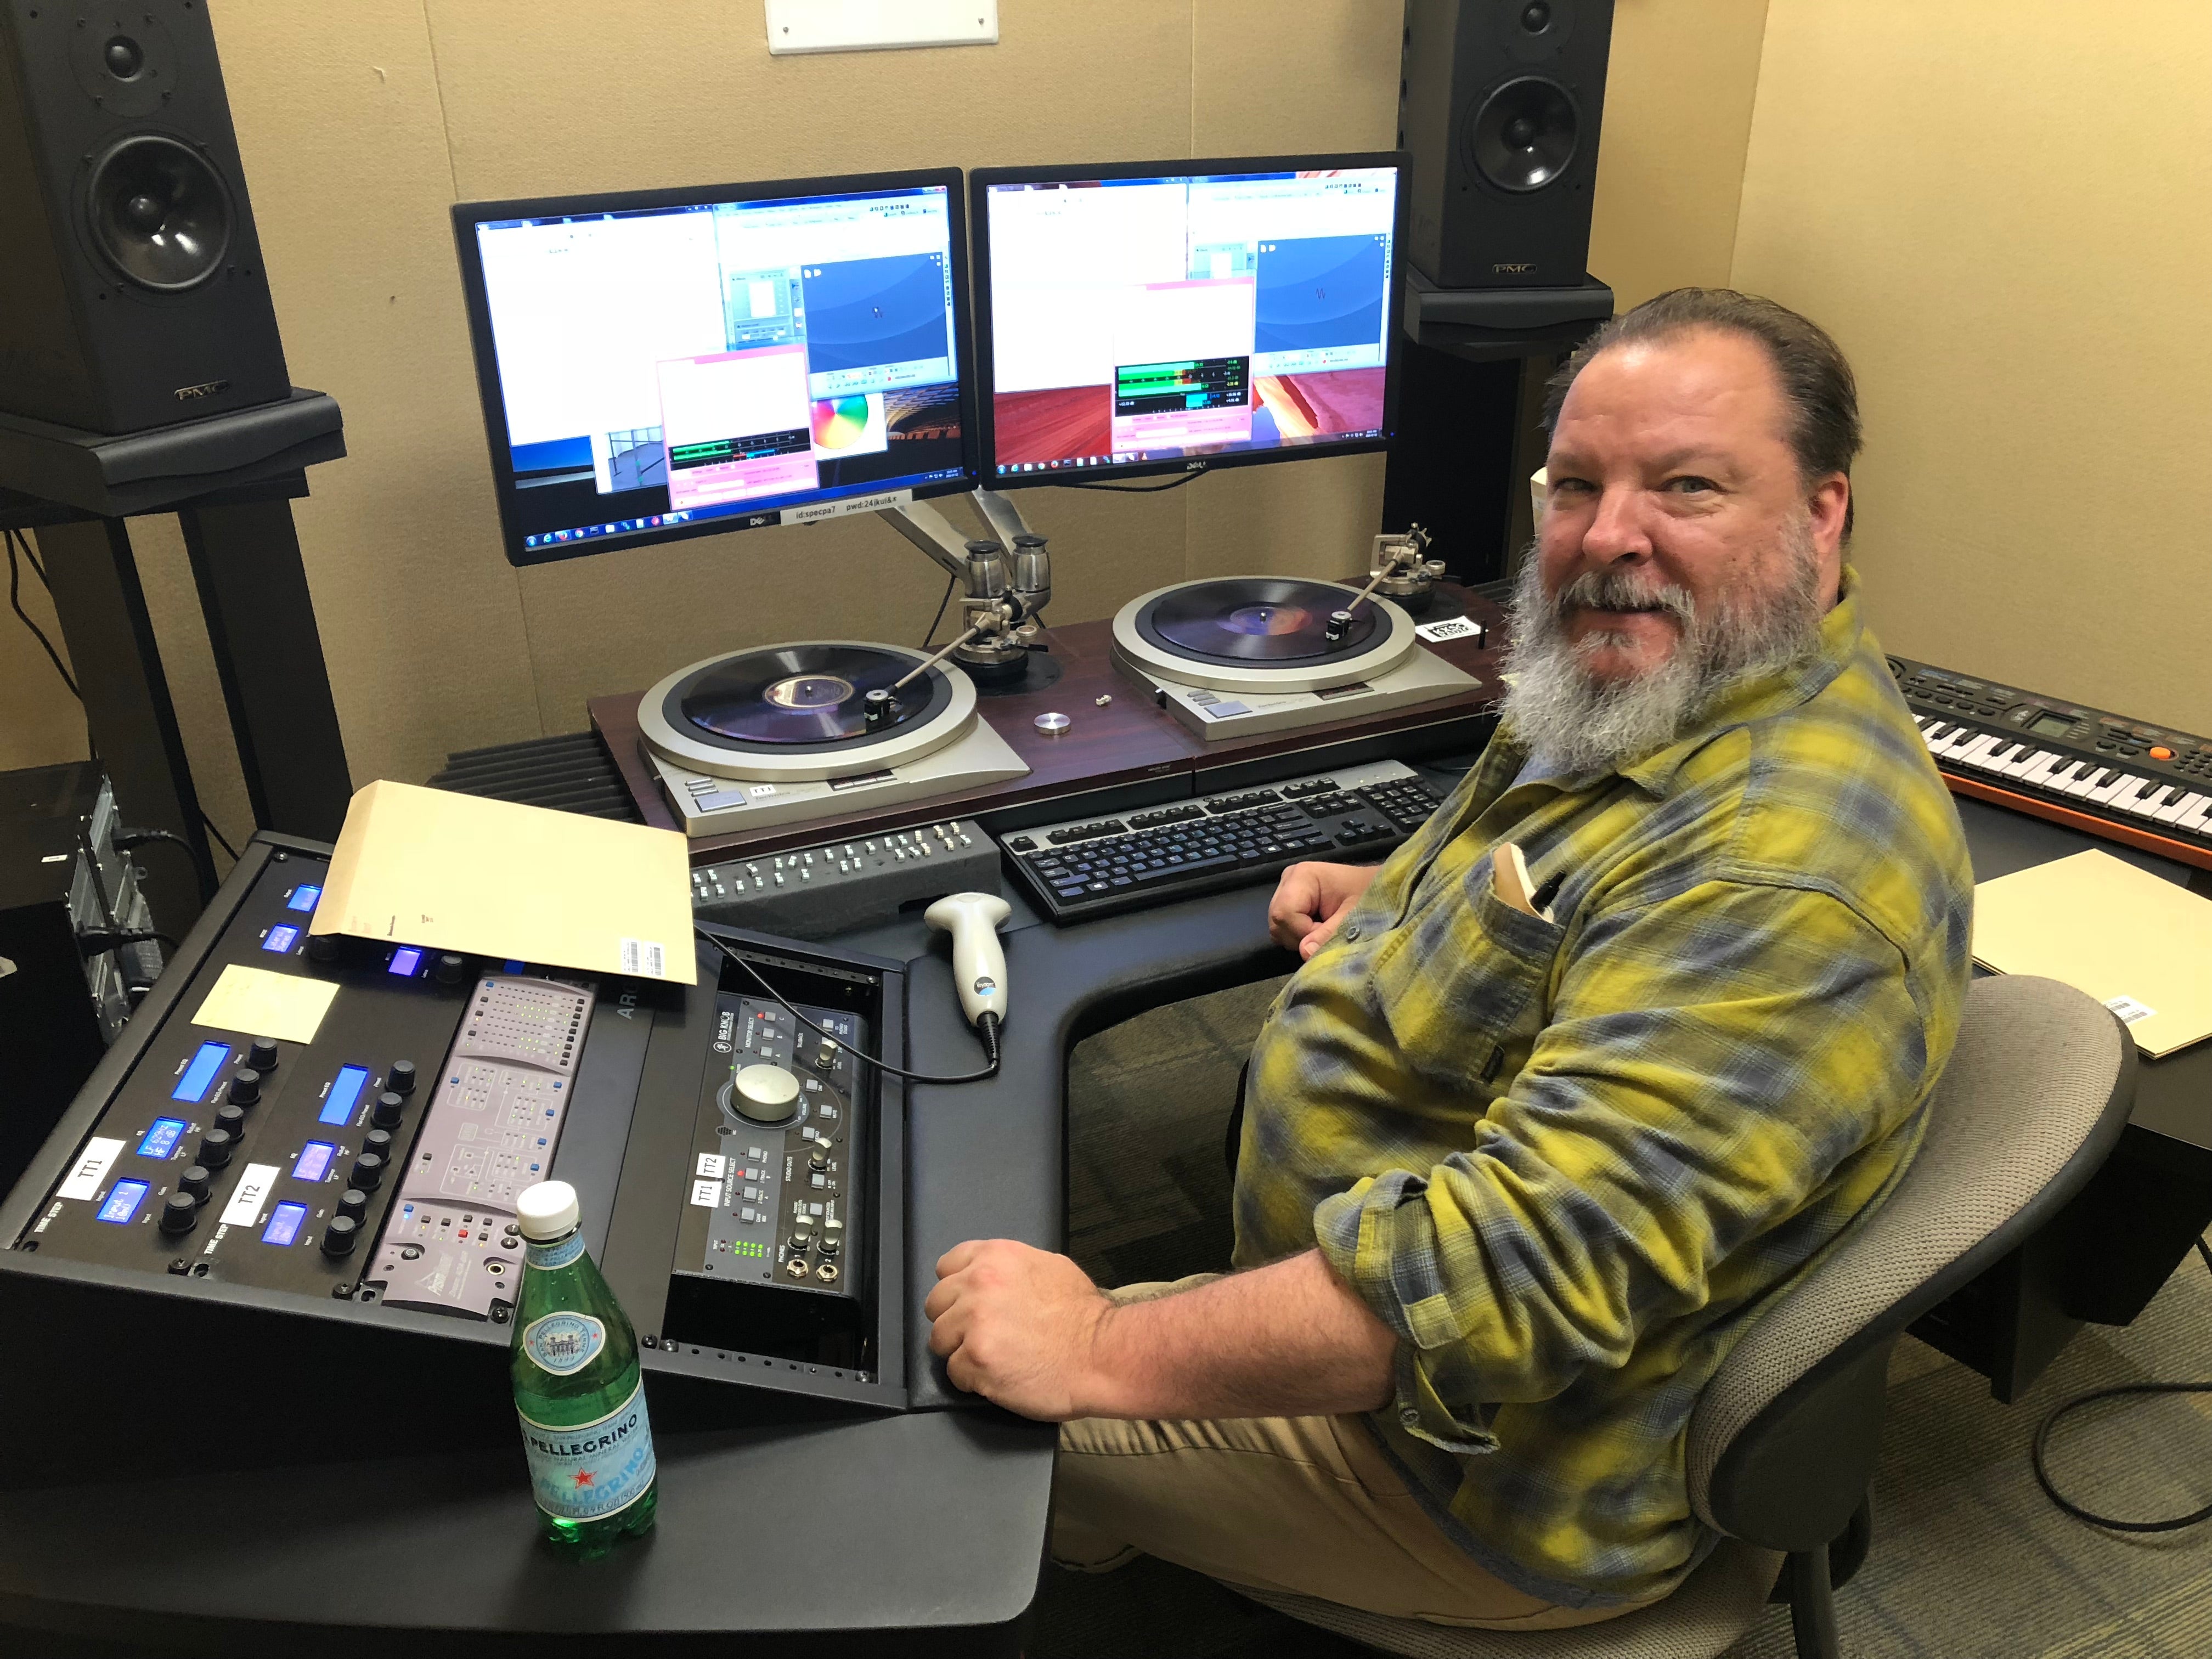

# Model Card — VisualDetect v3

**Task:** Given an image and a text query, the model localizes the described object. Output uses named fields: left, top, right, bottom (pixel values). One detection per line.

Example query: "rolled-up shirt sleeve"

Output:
left=1313, top=877, right=1928, bottom=1452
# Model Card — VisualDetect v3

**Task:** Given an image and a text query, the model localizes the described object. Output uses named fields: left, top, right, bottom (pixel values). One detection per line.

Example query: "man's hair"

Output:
left=1541, top=287, right=1864, bottom=539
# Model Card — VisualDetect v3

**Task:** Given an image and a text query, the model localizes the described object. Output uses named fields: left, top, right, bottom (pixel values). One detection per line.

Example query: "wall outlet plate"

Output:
left=764, top=0, right=998, bottom=55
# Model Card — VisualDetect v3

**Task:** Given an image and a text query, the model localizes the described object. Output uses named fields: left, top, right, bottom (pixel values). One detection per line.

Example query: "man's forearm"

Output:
left=1084, top=1249, right=1398, bottom=1421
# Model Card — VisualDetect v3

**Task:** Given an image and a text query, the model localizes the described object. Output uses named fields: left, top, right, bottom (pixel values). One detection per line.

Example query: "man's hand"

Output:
left=1268, top=861, right=1381, bottom=960
left=925, top=1239, right=1114, bottom=1421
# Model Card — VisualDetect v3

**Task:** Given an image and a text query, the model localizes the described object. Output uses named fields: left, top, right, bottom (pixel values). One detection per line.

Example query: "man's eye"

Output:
left=1667, top=476, right=1719, bottom=494
left=1550, top=476, right=1594, bottom=494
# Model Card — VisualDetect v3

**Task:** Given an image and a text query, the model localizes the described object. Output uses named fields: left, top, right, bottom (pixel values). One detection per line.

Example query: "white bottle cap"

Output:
left=516, top=1180, right=581, bottom=1242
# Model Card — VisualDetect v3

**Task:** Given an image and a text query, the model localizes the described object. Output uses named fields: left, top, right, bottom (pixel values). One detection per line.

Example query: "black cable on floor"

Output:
left=2032, top=1236, right=2212, bottom=1532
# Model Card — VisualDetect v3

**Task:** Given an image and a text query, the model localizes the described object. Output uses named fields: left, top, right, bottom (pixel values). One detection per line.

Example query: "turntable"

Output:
left=640, top=640, right=1029, bottom=836
left=1110, top=575, right=1480, bottom=740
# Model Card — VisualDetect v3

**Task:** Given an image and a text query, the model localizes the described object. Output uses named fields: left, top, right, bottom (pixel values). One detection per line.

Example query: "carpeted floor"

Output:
left=1032, top=981, right=2212, bottom=1659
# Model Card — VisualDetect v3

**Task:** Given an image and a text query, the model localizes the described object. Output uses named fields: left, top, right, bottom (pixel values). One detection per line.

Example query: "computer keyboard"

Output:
left=999, top=759, right=1446, bottom=923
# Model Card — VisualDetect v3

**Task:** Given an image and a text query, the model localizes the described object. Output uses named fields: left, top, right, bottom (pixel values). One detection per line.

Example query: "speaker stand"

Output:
left=0, top=393, right=352, bottom=938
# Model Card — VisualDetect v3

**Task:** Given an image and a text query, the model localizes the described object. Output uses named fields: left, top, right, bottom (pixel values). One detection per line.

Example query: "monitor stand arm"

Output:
left=879, top=489, right=1052, bottom=658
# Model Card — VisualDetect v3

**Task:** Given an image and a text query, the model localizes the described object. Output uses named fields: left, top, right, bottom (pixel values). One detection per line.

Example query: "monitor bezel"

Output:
left=968, top=150, right=1411, bottom=493
left=452, top=167, right=980, bottom=569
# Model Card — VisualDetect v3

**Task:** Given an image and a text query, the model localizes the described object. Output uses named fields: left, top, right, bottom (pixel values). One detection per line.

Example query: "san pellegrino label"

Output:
left=517, top=1385, right=656, bottom=1522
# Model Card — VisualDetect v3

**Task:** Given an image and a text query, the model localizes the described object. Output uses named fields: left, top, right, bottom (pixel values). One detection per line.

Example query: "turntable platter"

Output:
left=1146, top=578, right=1379, bottom=663
left=681, top=644, right=931, bottom=746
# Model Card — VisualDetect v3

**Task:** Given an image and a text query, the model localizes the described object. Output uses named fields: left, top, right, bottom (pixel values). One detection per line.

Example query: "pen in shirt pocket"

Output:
left=1493, top=842, right=1564, bottom=922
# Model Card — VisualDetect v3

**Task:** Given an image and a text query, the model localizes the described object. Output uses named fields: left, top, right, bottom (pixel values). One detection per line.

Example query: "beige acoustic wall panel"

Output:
left=1587, top=0, right=1771, bottom=306
left=208, top=2, right=545, bottom=793
left=1731, top=1, right=2212, bottom=734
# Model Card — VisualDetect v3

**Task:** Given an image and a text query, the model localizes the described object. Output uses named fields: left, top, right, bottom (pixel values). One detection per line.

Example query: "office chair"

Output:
left=1229, top=974, right=2138, bottom=1659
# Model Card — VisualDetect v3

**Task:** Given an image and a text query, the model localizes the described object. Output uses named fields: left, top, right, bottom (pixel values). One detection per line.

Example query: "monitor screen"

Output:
left=973, top=154, right=1407, bottom=486
left=454, top=170, right=977, bottom=566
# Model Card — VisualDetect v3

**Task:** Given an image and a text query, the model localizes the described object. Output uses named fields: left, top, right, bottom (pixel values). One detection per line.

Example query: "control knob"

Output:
left=371, top=1091, right=406, bottom=1129
left=227, top=1067, right=262, bottom=1106
left=321, top=1215, right=360, bottom=1259
left=246, top=1037, right=280, bottom=1070
left=214, top=1103, right=249, bottom=1142
left=336, top=1187, right=368, bottom=1221
left=731, top=1064, right=802, bottom=1126
left=362, top=1128, right=395, bottom=1163
left=808, top=1143, right=832, bottom=1173
left=350, top=1151, right=386, bottom=1191
left=178, top=1164, right=211, bottom=1201
left=158, top=1193, right=199, bottom=1237
left=819, top=1223, right=842, bottom=1257
left=433, top=953, right=469, bottom=987
left=386, top=1059, right=417, bottom=1096
left=306, top=932, right=340, bottom=965
left=198, top=1127, right=236, bottom=1169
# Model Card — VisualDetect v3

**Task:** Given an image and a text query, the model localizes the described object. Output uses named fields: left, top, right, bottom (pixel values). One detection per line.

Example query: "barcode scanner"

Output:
left=924, top=893, right=1011, bottom=1062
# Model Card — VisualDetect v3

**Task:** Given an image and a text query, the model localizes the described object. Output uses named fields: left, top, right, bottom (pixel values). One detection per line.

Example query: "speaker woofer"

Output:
left=1466, top=76, right=1579, bottom=193
left=86, top=134, right=234, bottom=291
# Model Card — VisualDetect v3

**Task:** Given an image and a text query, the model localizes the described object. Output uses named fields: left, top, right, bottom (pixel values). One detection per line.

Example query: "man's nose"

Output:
left=1581, top=487, right=1655, bottom=562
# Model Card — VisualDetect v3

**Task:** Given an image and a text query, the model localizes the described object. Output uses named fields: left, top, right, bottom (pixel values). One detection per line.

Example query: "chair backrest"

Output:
left=1684, top=974, right=2136, bottom=1551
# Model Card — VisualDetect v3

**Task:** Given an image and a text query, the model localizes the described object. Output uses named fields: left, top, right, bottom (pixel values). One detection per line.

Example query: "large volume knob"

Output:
left=433, top=953, right=469, bottom=987
left=227, top=1068, right=262, bottom=1106
left=386, top=1059, right=417, bottom=1097
left=198, top=1127, right=236, bottom=1169
left=321, top=1215, right=360, bottom=1258
left=732, top=1064, right=802, bottom=1125
left=159, top=1193, right=199, bottom=1236
left=350, top=1151, right=386, bottom=1191
left=371, top=1091, right=405, bottom=1129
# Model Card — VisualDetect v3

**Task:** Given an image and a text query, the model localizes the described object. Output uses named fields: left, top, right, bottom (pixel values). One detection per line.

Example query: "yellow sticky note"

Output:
left=193, top=965, right=341, bottom=1044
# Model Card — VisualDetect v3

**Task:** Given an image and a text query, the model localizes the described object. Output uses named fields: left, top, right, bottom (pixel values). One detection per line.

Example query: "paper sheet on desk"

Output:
left=1971, top=848, right=2212, bottom=1057
left=312, top=780, right=697, bottom=984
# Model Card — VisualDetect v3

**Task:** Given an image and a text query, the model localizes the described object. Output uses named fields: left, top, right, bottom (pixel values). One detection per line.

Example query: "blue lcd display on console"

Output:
left=294, top=1141, right=336, bottom=1183
left=137, top=1118, right=188, bottom=1159
left=389, top=947, right=423, bottom=977
left=97, top=1180, right=150, bottom=1224
left=172, top=1042, right=232, bottom=1103
left=261, top=1201, right=308, bottom=1247
left=286, top=883, right=321, bottom=913
left=263, top=924, right=300, bottom=953
left=318, top=1065, right=371, bottom=1126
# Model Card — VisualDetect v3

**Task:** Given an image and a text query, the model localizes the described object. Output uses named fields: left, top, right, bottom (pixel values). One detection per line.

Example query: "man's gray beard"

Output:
left=1498, top=523, right=1825, bottom=777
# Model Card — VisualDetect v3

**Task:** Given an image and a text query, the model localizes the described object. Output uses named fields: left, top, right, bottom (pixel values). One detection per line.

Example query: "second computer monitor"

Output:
left=972, top=153, right=1408, bottom=487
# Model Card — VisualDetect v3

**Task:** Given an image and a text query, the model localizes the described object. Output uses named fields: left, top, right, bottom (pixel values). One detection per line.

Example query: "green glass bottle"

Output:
left=512, top=1180, right=658, bottom=1554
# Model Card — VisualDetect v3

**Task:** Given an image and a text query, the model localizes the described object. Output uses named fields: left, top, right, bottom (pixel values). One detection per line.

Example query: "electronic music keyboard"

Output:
left=1889, top=654, right=2212, bottom=871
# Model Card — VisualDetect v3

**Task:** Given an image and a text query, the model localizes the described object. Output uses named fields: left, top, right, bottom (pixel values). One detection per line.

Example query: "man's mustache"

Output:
left=1553, top=568, right=1697, bottom=625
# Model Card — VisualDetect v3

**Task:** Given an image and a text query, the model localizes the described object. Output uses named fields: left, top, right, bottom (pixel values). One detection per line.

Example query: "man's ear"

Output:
left=1808, top=472, right=1851, bottom=554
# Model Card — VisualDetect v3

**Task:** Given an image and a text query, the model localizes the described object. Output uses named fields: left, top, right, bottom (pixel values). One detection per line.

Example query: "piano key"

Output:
left=2092, top=772, right=2145, bottom=806
left=1985, top=741, right=2024, bottom=766
left=1942, top=727, right=1989, bottom=757
left=2154, top=790, right=2204, bottom=825
left=1920, top=721, right=1950, bottom=750
left=1952, top=735, right=2001, bottom=767
left=2018, top=751, right=2062, bottom=783
left=2061, top=766, right=2103, bottom=798
left=2122, top=786, right=2169, bottom=819
left=2049, top=761, right=2090, bottom=794
left=2181, top=797, right=2212, bottom=832
left=2008, top=747, right=2059, bottom=779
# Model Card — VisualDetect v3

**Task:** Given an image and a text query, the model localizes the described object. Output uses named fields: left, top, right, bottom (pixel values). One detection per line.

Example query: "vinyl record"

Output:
left=1147, top=578, right=1380, bottom=662
left=679, top=644, right=928, bottom=746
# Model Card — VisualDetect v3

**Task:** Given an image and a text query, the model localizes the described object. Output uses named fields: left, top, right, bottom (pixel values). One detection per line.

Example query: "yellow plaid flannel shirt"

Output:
left=1234, top=572, right=1972, bottom=1607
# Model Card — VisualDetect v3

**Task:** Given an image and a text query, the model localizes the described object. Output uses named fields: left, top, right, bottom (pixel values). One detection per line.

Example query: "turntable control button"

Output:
left=801, top=868, right=811, bottom=881
left=746, top=862, right=759, bottom=875
left=803, top=853, right=812, bottom=865
left=774, top=873, right=785, bottom=886
left=1008, top=837, right=1036, bottom=852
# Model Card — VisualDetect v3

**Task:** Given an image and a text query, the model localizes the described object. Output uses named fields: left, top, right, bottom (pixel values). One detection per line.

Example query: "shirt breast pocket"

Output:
left=1368, top=857, right=1566, bottom=1101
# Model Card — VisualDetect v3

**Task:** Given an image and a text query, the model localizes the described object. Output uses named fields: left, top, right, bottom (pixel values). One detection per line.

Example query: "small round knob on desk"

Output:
left=808, top=1143, right=831, bottom=1172
left=386, top=1059, right=417, bottom=1097
left=336, top=1187, right=368, bottom=1221
left=178, top=1164, right=211, bottom=1201
left=227, top=1068, right=262, bottom=1105
left=350, top=1152, right=386, bottom=1191
left=198, top=1127, right=236, bottom=1170
left=362, top=1128, right=394, bottom=1164
left=371, top=1091, right=405, bottom=1129
left=321, top=1214, right=360, bottom=1259
left=159, top=1193, right=199, bottom=1236
left=732, top=1064, right=802, bottom=1125
left=246, top=1037, right=279, bottom=1070
left=433, top=953, right=469, bottom=987
left=306, top=933, right=341, bottom=965
left=214, top=1103, right=248, bottom=1142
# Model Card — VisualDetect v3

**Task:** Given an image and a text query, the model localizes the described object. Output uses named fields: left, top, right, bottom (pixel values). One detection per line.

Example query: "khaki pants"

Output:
left=1051, top=1279, right=1650, bottom=1631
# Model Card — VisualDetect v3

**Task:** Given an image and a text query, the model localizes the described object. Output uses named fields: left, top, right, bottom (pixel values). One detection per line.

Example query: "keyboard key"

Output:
left=1133, top=854, right=1237, bottom=883
left=2154, top=790, right=2204, bottom=825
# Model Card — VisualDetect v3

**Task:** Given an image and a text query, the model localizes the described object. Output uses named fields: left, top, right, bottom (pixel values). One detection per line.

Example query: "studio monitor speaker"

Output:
left=0, top=0, right=289, bottom=435
left=1400, top=0, right=1616, bottom=289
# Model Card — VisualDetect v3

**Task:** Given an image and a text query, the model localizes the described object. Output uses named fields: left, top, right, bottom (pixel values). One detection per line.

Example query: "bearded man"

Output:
left=924, top=289, right=1973, bottom=1628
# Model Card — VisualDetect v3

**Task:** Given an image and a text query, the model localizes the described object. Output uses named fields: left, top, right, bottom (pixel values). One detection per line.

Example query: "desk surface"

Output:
left=7, top=721, right=2210, bottom=1657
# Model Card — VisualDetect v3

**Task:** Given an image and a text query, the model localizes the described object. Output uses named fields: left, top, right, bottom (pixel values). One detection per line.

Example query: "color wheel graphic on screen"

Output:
left=810, top=392, right=889, bottom=459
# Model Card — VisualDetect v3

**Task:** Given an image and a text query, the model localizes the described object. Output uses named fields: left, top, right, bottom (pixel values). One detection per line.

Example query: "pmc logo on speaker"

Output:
left=173, top=380, right=232, bottom=402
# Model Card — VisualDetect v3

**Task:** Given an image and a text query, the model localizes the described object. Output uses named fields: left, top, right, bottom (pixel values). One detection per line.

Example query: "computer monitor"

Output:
left=453, top=170, right=977, bottom=567
left=970, top=152, right=1408, bottom=488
